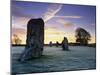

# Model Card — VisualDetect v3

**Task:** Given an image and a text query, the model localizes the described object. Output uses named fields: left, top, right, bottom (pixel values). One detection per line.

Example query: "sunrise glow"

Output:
left=12, top=1, right=96, bottom=44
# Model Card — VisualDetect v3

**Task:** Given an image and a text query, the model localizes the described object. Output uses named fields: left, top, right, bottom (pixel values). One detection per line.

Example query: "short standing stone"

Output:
left=49, top=41, right=53, bottom=47
left=20, top=18, right=44, bottom=61
left=56, top=41, right=59, bottom=47
left=62, top=37, right=69, bottom=51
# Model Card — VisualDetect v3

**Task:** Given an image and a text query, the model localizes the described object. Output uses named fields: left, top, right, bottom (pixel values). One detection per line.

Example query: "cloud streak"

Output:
left=56, top=19, right=75, bottom=27
left=43, top=4, right=82, bottom=22
left=55, top=15, right=82, bottom=19
left=43, top=4, right=62, bottom=22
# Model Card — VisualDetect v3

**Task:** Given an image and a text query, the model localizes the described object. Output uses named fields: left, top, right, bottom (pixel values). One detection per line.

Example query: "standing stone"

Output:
left=20, top=18, right=44, bottom=61
left=62, top=37, right=69, bottom=51
left=56, top=41, right=59, bottom=47
left=49, top=41, right=53, bottom=47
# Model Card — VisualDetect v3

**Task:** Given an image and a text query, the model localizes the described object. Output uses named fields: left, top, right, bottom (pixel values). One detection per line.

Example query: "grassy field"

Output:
left=11, top=46, right=96, bottom=74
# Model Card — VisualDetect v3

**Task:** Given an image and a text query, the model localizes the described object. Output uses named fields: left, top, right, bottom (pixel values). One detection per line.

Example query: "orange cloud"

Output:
left=44, top=26, right=68, bottom=44
left=56, top=19, right=75, bottom=27
left=12, top=27, right=26, bottom=35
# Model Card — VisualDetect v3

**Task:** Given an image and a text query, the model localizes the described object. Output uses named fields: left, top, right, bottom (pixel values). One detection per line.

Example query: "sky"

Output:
left=12, top=1, right=96, bottom=44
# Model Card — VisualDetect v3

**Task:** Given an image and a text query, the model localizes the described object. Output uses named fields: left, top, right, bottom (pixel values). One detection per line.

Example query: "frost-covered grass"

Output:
left=11, top=46, right=96, bottom=74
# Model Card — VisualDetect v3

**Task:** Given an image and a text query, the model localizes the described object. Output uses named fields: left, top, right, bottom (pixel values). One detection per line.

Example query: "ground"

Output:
left=11, top=46, right=96, bottom=74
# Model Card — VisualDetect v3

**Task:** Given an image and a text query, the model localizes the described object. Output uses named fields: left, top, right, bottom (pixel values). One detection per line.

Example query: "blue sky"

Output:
left=12, top=1, right=96, bottom=44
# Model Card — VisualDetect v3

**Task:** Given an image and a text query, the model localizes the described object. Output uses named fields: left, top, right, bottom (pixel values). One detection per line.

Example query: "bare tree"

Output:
left=13, top=34, right=22, bottom=45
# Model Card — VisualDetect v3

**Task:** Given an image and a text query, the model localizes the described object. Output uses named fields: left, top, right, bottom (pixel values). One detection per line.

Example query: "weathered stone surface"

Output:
left=20, top=18, right=44, bottom=61
left=62, top=37, right=69, bottom=50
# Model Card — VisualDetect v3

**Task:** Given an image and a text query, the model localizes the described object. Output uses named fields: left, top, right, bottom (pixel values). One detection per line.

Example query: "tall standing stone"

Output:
left=20, top=18, right=44, bottom=61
